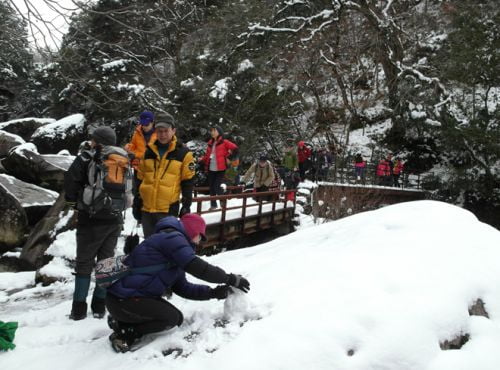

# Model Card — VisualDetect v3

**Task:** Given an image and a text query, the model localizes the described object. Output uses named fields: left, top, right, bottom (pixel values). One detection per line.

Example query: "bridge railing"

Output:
left=192, top=188, right=297, bottom=248
left=307, top=160, right=423, bottom=189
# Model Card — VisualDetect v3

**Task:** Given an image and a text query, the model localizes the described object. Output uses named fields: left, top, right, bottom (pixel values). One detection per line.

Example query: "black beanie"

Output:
left=211, top=125, right=224, bottom=137
left=91, top=126, right=116, bottom=146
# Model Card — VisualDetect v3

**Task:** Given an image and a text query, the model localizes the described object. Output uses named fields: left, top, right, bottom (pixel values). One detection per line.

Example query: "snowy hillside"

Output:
left=1, top=200, right=500, bottom=370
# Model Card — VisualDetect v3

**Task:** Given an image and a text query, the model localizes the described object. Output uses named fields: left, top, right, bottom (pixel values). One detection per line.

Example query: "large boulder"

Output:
left=0, top=182, right=28, bottom=254
left=0, top=130, right=25, bottom=157
left=20, top=192, right=76, bottom=269
left=30, top=114, right=86, bottom=154
left=1, top=143, right=75, bottom=192
left=0, top=117, right=55, bottom=141
left=0, top=174, right=59, bottom=226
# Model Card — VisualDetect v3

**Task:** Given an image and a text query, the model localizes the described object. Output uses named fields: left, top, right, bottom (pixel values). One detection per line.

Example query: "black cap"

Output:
left=210, top=125, right=224, bottom=137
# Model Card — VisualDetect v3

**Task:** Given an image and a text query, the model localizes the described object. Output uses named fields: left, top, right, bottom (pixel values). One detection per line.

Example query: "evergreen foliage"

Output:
left=0, top=1, right=33, bottom=120
left=1, top=0, right=499, bottom=227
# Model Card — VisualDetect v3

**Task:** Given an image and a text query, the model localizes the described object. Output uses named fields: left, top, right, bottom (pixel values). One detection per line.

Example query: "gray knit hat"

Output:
left=91, top=126, right=116, bottom=146
left=155, top=112, right=175, bottom=129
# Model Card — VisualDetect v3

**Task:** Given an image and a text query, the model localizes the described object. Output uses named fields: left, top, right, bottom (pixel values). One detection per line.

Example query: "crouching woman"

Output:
left=105, top=213, right=250, bottom=353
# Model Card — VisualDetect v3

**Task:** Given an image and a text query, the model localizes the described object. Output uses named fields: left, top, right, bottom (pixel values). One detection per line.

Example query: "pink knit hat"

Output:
left=181, top=214, right=207, bottom=241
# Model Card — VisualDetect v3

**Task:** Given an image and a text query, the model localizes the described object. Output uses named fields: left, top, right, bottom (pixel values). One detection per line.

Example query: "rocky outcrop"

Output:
left=30, top=114, right=86, bottom=154
left=0, top=174, right=59, bottom=225
left=0, top=117, right=54, bottom=141
left=0, top=130, right=25, bottom=157
left=20, top=192, right=76, bottom=269
left=0, top=183, right=28, bottom=254
left=1, top=143, right=74, bottom=192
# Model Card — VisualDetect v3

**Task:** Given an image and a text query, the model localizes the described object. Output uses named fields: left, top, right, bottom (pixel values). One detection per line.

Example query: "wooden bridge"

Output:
left=190, top=182, right=427, bottom=251
left=191, top=186, right=297, bottom=251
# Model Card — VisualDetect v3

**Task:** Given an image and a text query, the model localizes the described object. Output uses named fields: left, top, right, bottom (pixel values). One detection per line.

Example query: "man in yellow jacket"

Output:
left=134, top=112, right=196, bottom=237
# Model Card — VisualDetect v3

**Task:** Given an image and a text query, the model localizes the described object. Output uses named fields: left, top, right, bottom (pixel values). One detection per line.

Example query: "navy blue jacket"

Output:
left=108, top=217, right=211, bottom=300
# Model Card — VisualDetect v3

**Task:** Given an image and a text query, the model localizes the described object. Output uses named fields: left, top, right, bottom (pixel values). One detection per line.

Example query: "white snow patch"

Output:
left=209, top=78, right=232, bottom=101
left=31, top=114, right=85, bottom=140
left=237, top=59, right=254, bottom=73
left=1, top=201, right=500, bottom=370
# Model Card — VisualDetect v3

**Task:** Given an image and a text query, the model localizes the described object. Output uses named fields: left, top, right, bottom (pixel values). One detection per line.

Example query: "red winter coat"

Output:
left=297, top=146, right=312, bottom=163
left=202, top=136, right=238, bottom=172
left=376, top=160, right=391, bottom=176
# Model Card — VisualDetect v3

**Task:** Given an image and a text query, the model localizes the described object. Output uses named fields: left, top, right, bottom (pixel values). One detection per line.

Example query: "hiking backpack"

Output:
left=95, top=255, right=175, bottom=289
left=80, top=146, right=132, bottom=216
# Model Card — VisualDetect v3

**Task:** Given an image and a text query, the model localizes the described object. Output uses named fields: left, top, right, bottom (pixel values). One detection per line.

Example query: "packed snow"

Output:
left=1, top=200, right=500, bottom=370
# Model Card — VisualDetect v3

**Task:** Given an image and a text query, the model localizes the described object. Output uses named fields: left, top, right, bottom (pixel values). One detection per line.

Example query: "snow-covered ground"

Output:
left=1, top=200, right=500, bottom=370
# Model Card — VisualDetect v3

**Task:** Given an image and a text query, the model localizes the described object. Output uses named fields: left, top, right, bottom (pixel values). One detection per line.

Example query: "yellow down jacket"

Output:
left=138, top=136, right=195, bottom=213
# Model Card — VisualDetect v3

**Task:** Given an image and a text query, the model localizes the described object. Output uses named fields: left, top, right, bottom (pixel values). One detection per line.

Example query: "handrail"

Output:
left=193, top=185, right=245, bottom=197
left=192, top=188, right=297, bottom=245
left=193, top=188, right=296, bottom=215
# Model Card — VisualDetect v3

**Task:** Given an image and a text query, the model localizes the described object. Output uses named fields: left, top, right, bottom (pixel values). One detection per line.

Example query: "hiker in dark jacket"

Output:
left=64, top=126, right=123, bottom=321
left=105, top=214, right=251, bottom=353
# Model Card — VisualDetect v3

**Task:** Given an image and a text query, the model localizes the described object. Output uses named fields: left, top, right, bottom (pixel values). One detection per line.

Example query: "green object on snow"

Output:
left=0, top=321, right=18, bottom=351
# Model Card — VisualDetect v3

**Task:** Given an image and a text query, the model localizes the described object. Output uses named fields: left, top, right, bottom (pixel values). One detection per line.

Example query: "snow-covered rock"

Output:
left=0, top=117, right=55, bottom=141
left=0, top=182, right=28, bottom=254
left=0, top=129, right=25, bottom=157
left=2, top=143, right=75, bottom=191
left=0, top=174, right=59, bottom=225
left=31, top=114, right=86, bottom=154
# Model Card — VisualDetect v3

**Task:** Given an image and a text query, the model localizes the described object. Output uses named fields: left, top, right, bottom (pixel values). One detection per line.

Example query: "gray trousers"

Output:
left=141, top=211, right=170, bottom=238
left=76, top=222, right=121, bottom=275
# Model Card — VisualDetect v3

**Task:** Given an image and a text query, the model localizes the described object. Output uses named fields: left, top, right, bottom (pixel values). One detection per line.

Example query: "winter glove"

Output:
left=132, top=196, right=142, bottom=222
left=179, top=205, right=190, bottom=218
left=209, top=285, right=232, bottom=300
left=227, top=274, right=250, bottom=293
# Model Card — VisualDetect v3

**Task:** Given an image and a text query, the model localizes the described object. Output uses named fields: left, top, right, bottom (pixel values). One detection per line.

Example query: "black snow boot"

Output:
left=109, top=327, right=141, bottom=353
left=91, top=297, right=106, bottom=319
left=69, top=301, right=87, bottom=321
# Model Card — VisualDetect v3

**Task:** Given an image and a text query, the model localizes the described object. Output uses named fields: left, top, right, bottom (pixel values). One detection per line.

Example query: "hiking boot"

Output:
left=107, top=315, right=121, bottom=332
left=109, top=333, right=131, bottom=353
left=69, top=301, right=87, bottom=321
left=109, top=332, right=140, bottom=353
left=91, top=297, right=106, bottom=319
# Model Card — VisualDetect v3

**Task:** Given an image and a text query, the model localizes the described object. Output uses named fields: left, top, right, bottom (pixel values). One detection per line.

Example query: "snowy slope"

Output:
left=1, top=201, right=500, bottom=370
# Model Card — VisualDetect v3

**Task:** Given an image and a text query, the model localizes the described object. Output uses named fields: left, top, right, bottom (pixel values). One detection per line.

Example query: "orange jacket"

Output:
left=393, top=160, right=404, bottom=175
left=125, top=125, right=157, bottom=169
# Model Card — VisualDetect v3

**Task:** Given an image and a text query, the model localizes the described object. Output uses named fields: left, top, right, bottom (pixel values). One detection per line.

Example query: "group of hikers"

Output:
left=62, top=109, right=406, bottom=353
left=64, top=111, right=251, bottom=353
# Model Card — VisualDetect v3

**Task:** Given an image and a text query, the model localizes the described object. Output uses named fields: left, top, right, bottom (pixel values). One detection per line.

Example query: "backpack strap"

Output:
left=130, top=261, right=175, bottom=275
left=129, top=227, right=179, bottom=274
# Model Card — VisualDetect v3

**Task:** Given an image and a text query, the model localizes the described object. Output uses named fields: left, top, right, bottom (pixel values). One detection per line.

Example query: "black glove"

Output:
left=179, top=205, right=190, bottom=218
left=209, top=285, right=232, bottom=300
left=132, top=197, right=142, bottom=222
left=227, top=274, right=250, bottom=293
